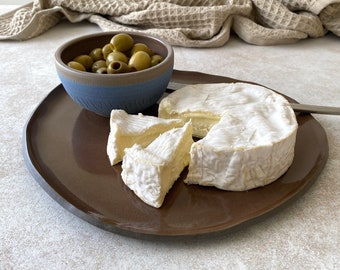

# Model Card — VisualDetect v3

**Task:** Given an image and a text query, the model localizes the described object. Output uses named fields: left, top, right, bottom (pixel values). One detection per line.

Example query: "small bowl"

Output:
left=55, top=31, right=174, bottom=117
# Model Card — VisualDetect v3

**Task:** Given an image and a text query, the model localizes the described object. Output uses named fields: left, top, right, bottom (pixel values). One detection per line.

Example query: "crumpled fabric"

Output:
left=0, top=0, right=339, bottom=47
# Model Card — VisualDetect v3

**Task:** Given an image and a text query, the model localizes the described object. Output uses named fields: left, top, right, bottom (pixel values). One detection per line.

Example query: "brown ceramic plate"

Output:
left=23, top=70, right=328, bottom=239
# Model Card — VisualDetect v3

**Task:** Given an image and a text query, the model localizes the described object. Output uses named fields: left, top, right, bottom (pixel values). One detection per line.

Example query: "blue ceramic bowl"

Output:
left=55, top=31, right=174, bottom=117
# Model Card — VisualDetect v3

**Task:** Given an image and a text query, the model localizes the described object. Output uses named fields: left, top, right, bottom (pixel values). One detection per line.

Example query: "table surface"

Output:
left=1, top=5, right=339, bottom=270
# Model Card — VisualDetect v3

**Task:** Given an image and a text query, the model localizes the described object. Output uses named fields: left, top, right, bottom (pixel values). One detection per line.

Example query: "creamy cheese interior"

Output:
left=107, top=110, right=184, bottom=165
left=121, top=121, right=193, bottom=208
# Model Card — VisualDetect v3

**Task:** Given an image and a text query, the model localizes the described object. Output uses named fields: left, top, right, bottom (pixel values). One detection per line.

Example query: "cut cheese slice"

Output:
left=107, top=110, right=184, bottom=165
left=121, top=121, right=193, bottom=208
left=159, top=83, right=293, bottom=138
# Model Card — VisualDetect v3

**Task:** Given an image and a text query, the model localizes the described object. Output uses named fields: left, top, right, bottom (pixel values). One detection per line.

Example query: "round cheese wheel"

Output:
left=159, top=83, right=298, bottom=191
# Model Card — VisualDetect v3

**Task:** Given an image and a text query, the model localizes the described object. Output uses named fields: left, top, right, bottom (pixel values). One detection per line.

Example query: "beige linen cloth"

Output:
left=1, top=0, right=339, bottom=47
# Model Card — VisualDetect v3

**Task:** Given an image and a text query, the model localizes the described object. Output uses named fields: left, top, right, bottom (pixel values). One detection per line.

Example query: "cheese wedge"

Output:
left=107, top=110, right=184, bottom=165
left=121, top=121, right=193, bottom=208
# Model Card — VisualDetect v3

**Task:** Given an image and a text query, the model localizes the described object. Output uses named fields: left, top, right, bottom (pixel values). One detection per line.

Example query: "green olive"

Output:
left=89, top=48, right=104, bottom=61
left=130, top=43, right=154, bottom=56
left=73, top=55, right=93, bottom=70
left=91, top=60, right=107, bottom=73
left=110, top=33, right=134, bottom=52
left=67, top=33, right=163, bottom=74
left=128, top=51, right=151, bottom=71
left=67, top=61, right=86, bottom=71
left=96, top=67, right=108, bottom=74
left=102, top=43, right=113, bottom=60
left=107, top=61, right=129, bottom=74
left=106, top=51, right=129, bottom=66
left=151, top=54, right=164, bottom=66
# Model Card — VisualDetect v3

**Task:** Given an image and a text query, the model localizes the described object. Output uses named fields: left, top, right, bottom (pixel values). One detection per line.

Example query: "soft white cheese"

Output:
left=159, top=83, right=298, bottom=191
left=121, top=121, right=193, bottom=208
left=106, top=110, right=184, bottom=165
left=185, top=103, right=298, bottom=191
left=159, top=83, right=294, bottom=138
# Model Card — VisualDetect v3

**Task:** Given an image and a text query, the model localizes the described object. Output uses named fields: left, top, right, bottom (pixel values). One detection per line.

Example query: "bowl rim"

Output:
left=55, top=31, right=174, bottom=85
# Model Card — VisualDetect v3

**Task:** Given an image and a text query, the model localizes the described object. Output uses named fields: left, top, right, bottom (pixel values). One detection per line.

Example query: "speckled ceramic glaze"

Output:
left=55, top=31, right=174, bottom=117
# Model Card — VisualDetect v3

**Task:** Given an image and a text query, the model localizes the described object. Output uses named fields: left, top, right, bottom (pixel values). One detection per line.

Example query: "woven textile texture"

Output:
left=0, top=0, right=339, bottom=47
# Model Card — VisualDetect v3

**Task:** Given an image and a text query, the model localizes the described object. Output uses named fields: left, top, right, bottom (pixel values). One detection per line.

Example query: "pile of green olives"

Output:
left=67, top=33, right=164, bottom=74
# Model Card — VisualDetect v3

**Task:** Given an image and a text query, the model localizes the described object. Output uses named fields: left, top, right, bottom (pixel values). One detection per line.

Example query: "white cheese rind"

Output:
left=159, top=83, right=292, bottom=138
left=159, top=82, right=298, bottom=191
left=185, top=103, right=298, bottom=191
left=121, top=121, right=193, bottom=208
left=106, top=110, right=184, bottom=165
